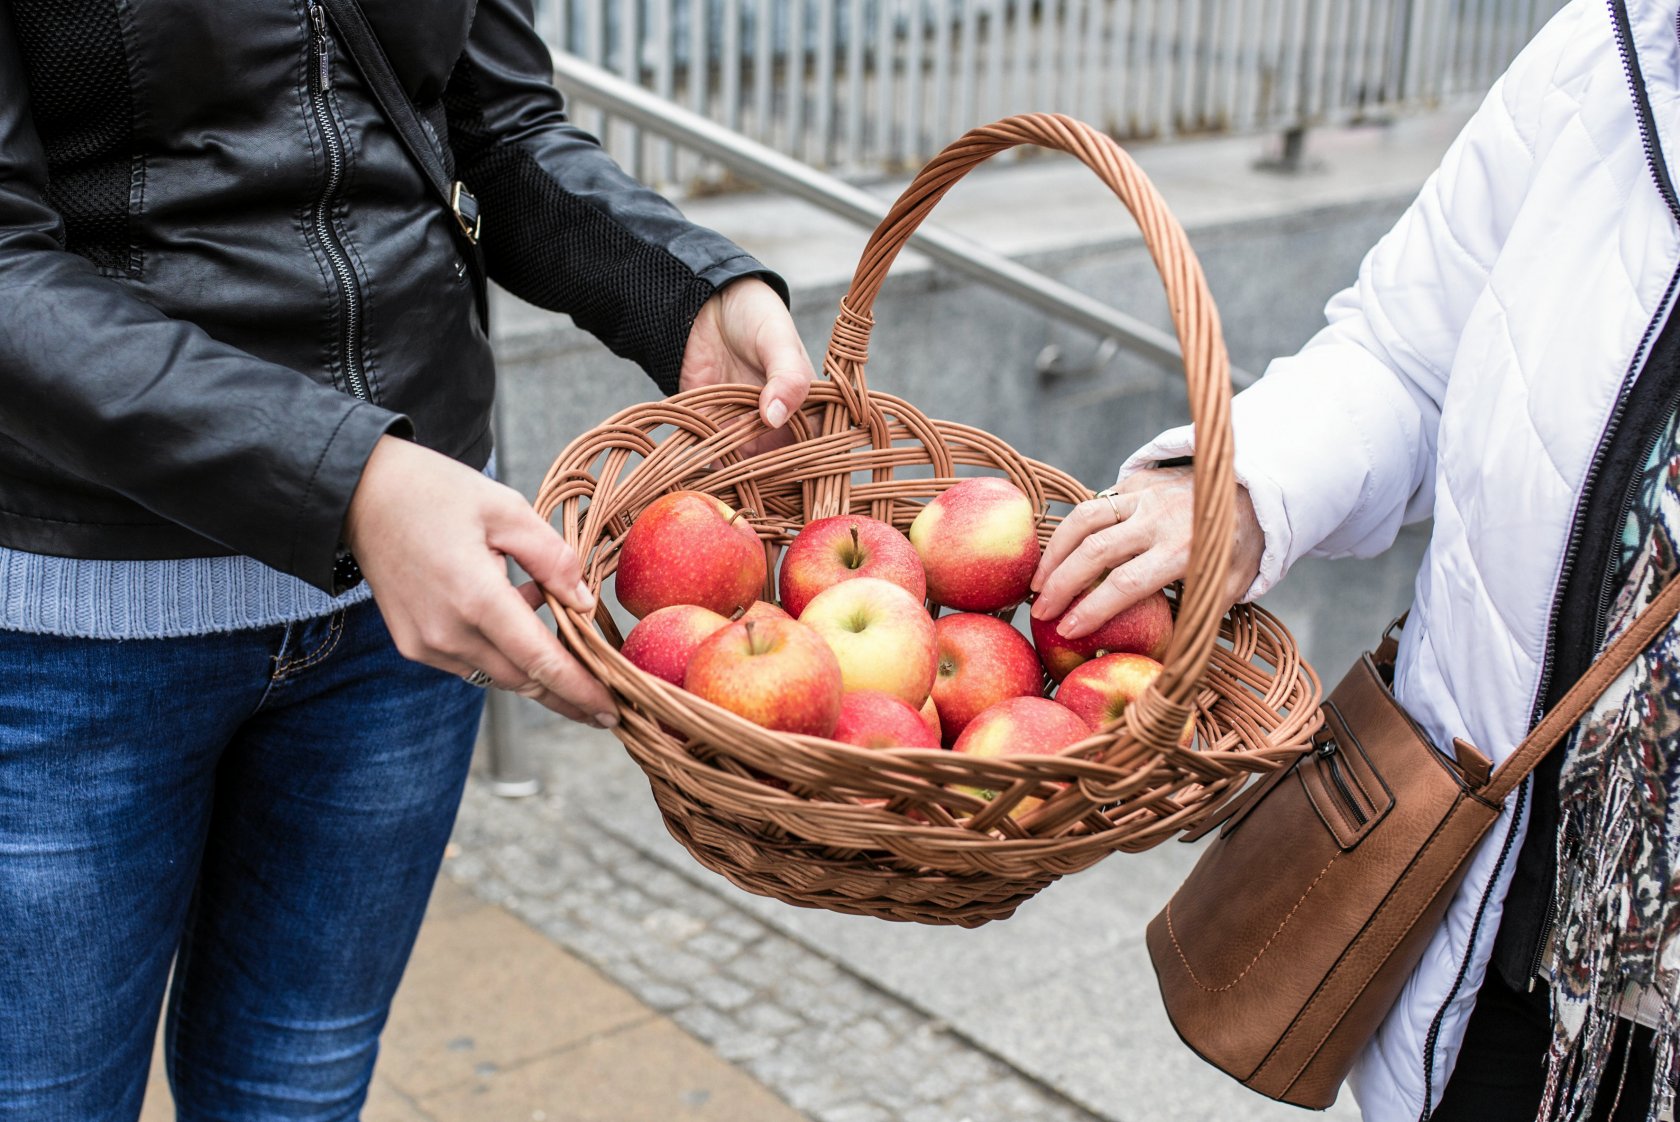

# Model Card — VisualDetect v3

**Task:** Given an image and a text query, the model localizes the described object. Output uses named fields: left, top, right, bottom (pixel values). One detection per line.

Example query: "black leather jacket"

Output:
left=0, top=0, right=778, bottom=591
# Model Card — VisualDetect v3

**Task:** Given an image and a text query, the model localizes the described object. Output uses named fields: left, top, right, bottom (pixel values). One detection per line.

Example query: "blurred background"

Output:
left=538, top=0, right=1550, bottom=189
left=152, top=3, right=1568, bottom=1120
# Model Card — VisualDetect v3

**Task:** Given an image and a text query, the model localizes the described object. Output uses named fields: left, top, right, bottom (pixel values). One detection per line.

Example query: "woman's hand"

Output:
left=679, top=277, right=815, bottom=453
left=1029, top=466, right=1265, bottom=641
left=344, top=436, right=618, bottom=726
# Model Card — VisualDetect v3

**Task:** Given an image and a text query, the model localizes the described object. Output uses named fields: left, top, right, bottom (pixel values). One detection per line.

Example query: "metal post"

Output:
left=481, top=658, right=541, bottom=797
left=481, top=399, right=543, bottom=799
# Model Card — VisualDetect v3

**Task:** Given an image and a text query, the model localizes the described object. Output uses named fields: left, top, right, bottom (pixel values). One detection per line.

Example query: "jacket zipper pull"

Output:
left=309, top=5, right=332, bottom=91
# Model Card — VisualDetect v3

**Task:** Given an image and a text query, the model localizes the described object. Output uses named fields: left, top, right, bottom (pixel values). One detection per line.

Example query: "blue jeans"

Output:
left=0, top=600, right=485, bottom=1121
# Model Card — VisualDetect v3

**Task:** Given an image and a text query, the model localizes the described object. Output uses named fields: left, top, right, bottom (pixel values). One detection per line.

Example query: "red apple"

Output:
left=919, top=695, right=942, bottom=743
left=1031, top=587, right=1173, bottom=682
left=621, top=604, right=730, bottom=687
left=1057, top=653, right=1193, bottom=745
left=684, top=619, right=843, bottom=736
left=950, top=696, right=1091, bottom=818
left=799, top=577, right=937, bottom=708
left=778, top=515, right=926, bottom=619
left=739, top=600, right=792, bottom=623
left=931, top=613, right=1044, bottom=747
left=830, top=690, right=941, bottom=750
left=908, top=478, right=1040, bottom=612
left=615, top=490, right=766, bottom=619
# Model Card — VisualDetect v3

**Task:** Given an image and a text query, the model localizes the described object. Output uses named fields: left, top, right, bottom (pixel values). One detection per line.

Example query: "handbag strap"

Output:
left=1484, top=574, right=1680, bottom=803
left=314, top=0, right=487, bottom=296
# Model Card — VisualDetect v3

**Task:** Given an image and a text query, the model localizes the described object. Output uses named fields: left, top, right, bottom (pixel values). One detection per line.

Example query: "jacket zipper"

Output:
left=308, top=4, right=369, bottom=402
left=1524, top=819, right=1584, bottom=991
left=1417, top=784, right=1527, bottom=1122
left=1514, top=0, right=1680, bottom=1005
left=1417, top=4, right=1680, bottom=1114
left=1524, top=879, right=1562, bottom=993
left=1317, top=741, right=1369, bottom=828
left=1520, top=394, right=1680, bottom=993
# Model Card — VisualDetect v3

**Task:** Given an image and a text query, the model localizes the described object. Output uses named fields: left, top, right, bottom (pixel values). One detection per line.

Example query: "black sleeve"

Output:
left=442, top=0, right=787, bottom=394
left=0, top=1, right=409, bottom=591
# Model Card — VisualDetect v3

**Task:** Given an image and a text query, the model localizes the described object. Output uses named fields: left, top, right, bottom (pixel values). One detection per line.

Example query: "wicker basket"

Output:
left=535, top=113, right=1321, bottom=927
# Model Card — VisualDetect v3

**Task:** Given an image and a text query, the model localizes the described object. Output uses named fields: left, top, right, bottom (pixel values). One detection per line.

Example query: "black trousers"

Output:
left=1433, top=970, right=1659, bottom=1122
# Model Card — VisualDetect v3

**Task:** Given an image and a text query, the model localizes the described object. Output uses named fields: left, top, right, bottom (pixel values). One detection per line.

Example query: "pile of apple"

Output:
left=612, top=479, right=1188, bottom=820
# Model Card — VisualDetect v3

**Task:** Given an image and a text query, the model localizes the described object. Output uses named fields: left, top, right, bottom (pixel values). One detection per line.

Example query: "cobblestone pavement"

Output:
left=447, top=763, right=1104, bottom=1122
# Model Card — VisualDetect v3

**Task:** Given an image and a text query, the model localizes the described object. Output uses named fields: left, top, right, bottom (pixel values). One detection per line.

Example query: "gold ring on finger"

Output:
left=1096, top=489, right=1123, bottom=524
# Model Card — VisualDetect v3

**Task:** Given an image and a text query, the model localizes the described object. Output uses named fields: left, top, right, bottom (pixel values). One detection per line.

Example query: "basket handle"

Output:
left=823, top=113, right=1235, bottom=734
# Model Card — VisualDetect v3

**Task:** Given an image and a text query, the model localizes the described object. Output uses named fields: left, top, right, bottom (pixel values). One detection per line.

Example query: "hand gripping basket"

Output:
left=535, top=113, right=1320, bottom=927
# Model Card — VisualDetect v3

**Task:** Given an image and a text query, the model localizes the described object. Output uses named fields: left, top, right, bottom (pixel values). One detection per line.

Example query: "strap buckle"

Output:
left=450, top=180, right=481, bottom=244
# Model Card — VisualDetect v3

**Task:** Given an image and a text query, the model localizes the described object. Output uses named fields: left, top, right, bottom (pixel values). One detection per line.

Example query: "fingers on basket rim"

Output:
left=475, top=583, right=616, bottom=717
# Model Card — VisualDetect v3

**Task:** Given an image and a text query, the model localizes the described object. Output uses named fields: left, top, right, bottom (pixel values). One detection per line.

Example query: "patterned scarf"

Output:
left=1544, top=410, right=1680, bottom=1121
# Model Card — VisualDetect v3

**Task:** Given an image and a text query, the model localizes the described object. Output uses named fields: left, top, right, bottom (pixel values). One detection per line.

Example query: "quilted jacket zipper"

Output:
left=1416, top=4, right=1680, bottom=1115
left=1518, top=0, right=1680, bottom=1004
left=1525, top=395, right=1680, bottom=992
left=308, top=4, right=369, bottom=402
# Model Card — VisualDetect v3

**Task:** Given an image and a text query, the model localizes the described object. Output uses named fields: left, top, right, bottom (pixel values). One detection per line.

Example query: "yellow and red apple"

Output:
left=1056, top=652, right=1193, bottom=745
left=615, top=490, right=765, bottom=619
left=931, top=612, right=1043, bottom=746
left=950, top=696, right=1091, bottom=818
left=778, top=515, right=926, bottom=619
left=684, top=618, right=843, bottom=736
left=1031, top=586, right=1173, bottom=682
left=909, top=478, right=1041, bottom=612
left=830, top=690, right=942, bottom=750
left=798, top=577, right=937, bottom=708
left=620, top=604, right=729, bottom=687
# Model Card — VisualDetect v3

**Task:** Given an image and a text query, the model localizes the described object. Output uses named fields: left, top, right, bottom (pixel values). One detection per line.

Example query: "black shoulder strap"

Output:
left=315, top=0, right=487, bottom=312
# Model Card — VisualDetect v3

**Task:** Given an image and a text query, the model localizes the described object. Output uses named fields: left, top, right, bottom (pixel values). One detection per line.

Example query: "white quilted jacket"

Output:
left=1123, top=1, right=1680, bottom=1116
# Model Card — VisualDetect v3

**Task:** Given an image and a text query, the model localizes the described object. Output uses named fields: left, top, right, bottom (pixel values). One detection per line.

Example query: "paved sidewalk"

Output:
left=447, top=743, right=1109, bottom=1122
left=138, top=876, right=804, bottom=1122
left=457, top=722, right=1361, bottom=1122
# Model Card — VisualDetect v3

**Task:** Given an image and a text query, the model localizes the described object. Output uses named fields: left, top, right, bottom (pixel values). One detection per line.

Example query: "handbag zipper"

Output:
left=1417, top=6, right=1680, bottom=1114
left=1316, top=740, right=1368, bottom=829
left=308, top=4, right=370, bottom=403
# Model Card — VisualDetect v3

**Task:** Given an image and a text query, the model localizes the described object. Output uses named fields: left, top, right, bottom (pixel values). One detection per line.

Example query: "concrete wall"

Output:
left=488, top=185, right=1430, bottom=696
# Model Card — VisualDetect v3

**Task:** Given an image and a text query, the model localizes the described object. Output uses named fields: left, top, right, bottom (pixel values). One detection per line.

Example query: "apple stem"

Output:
left=743, top=619, right=763, bottom=655
left=848, top=525, right=863, bottom=568
left=728, top=507, right=758, bottom=527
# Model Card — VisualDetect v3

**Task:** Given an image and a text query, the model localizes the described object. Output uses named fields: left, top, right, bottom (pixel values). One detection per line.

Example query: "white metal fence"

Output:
left=533, top=0, right=1564, bottom=190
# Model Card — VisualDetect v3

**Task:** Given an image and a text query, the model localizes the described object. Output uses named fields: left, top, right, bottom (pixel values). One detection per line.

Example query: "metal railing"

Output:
left=534, top=0, right=1564, bottom=190
left=550, top=51, right=1204, bottom=377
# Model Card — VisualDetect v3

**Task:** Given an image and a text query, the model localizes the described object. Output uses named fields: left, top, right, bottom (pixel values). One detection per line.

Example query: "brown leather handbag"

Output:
left=1147, top=576, right=1680, bottom=1109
